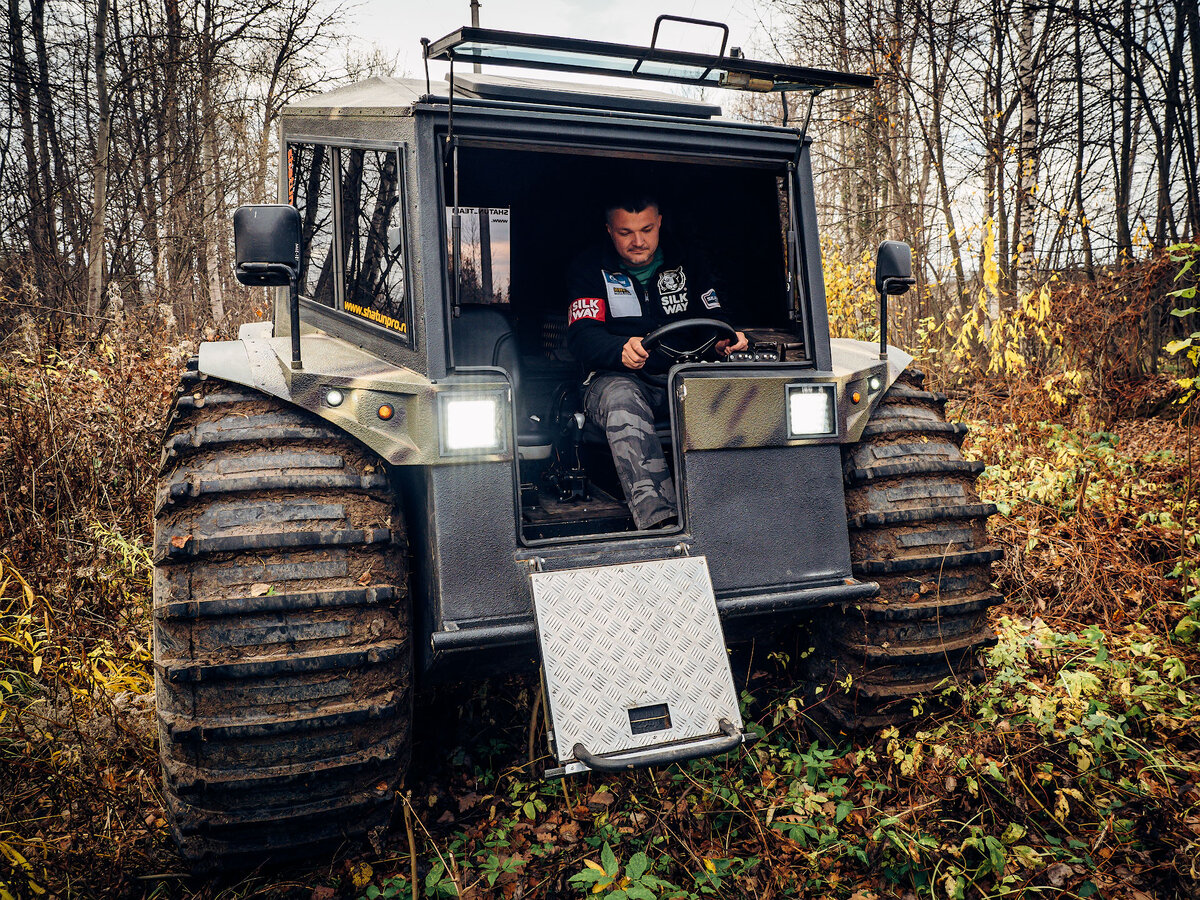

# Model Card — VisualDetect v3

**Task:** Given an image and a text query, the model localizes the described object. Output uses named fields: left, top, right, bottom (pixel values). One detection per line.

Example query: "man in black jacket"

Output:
left=566, top=192, right=747, bottom=529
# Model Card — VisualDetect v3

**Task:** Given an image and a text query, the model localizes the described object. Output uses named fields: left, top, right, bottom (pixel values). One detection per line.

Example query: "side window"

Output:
left=340, top=147, right=411, bottom=342
left=289, top=144, right=335, bottom=307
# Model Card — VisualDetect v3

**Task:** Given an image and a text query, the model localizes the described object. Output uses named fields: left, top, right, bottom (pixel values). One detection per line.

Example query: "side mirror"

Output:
left=233, top=204, right=301, bottom=286
left=875, top=240, right=915, bottom=295
left=233, top=204, right=304, bottom=370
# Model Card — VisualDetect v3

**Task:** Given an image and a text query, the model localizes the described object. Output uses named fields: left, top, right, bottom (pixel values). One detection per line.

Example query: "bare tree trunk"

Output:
left=199, top=0, right=225, bottom=327
left=990, top=0, right=1012, bottom=294
left=29, top=0, right=71, bottom=298
left=1115, top=0, right=1135, bottom=261
left=200, top=118, right=226, bottom=324
left=163, top=0, right=185, bottom=308
left=8, top=0, right=49, bottom=298
left=896, top=34, right=924, bottom=318
left=983, top=18, right=996, bottom=290
left=1154, top=2, right=1185, bottom=246
left=255, top=111, right=275, bottom=204
left=29, top=0, right=56, bottom=268
left=32, top=0, right=85, bottom=281
left=87, top=0, right=112, bottom=322
left=1073, top=0, right=1095, bottom=278
left=918, top=76, right=967, bottom=307
left=1187, top=0, right=1200, bottom=236
left=881, top=0, right=901, bottom=239
left=836, top=0, right=853, bottom=249
left=112, top=0, right=163, bottom=299
left=931, top=0, right=966, bottom=305
left=255, top=7, right=297, bottom=202
left=1016, top=0, right=1039, bottom=297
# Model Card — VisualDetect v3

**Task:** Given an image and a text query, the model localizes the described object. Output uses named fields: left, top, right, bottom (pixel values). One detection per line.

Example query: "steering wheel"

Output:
left=642, top=318, right=738, bottom=361
left=638, top=318, right=739, bottom=385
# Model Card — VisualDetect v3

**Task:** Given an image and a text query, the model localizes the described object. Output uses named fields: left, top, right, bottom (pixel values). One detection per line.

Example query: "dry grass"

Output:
left=1, top=322, right=180, bottom=894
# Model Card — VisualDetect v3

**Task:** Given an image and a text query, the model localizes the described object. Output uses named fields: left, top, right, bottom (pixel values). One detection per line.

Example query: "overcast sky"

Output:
left=342, top=0, right=781, bottom=91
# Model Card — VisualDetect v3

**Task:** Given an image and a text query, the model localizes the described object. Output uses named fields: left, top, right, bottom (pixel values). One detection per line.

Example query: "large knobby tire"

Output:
left=817, top=367, right=1003, bottom=730
left=152, top=362, right=411, bottom=870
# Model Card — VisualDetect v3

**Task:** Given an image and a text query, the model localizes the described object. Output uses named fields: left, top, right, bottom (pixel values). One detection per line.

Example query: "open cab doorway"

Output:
left=441, top=143, right=808, bottom=544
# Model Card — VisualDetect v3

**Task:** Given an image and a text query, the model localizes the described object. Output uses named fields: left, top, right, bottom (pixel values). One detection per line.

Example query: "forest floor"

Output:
left=0, top=334, right=1198, bottom=899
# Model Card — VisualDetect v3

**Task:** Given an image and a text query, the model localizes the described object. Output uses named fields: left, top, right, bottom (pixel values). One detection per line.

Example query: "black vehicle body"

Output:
left=197, top=70, right=913, bottom=683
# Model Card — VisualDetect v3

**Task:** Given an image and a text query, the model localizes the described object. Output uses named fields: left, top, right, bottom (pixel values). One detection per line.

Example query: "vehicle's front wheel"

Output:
left=816, top=367, right=1003, bottom=730
left=153, top=364, right=411, bottom=869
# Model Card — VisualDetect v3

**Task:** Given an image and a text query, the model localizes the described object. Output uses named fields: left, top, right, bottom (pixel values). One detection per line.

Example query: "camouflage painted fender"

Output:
left=196, top=323, right=511, bottom=467
left=828, top=338, right=913, bottom=443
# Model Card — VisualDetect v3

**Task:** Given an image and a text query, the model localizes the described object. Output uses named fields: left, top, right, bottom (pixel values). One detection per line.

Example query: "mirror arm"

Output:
left=238, top=261, right=302, bottom=369
left=877, top=276, right=916, bottom=361
left=878, top=280, right=889, bottom=361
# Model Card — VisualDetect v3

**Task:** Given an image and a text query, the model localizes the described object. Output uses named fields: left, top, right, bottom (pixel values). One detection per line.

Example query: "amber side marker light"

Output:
left=851, top=391, right=862, bottom=404
left=377, top=404, right=394, bottom=421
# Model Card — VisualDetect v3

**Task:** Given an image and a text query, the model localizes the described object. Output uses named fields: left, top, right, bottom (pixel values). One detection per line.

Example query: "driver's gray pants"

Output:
left=583, top=374, right=676, bottom=530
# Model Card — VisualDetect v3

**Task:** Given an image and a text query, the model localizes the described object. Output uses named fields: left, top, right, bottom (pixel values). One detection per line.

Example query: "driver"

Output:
left=565, top=191, right=748, bottom=529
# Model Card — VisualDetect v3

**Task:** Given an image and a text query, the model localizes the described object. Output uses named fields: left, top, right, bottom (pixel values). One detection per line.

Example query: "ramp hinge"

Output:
left=674, top=542, right=691, bottom=557
left=525, top=557, right=545, bottom=573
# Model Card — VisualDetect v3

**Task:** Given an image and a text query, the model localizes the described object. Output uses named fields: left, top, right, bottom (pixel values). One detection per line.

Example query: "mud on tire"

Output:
left=153, top=362, right=410, bottom=870
left=816, top=367, right=1003, bottom=730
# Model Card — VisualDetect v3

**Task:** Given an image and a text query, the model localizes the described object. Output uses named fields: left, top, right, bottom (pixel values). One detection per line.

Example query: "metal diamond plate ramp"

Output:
left=530, top=555, right=742, bottom=768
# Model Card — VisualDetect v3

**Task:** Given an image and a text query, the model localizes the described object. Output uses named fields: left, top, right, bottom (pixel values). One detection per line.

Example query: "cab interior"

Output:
left=442, top=146, right=802, bottom=541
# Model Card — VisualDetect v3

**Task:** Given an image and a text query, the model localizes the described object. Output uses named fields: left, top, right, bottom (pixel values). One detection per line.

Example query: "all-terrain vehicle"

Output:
left=152, top=17, right=1002, bottom=869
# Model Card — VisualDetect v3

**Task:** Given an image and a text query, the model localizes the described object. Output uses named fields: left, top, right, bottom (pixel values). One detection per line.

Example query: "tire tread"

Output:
left=818, top=366, right=1000, bottom=729
left=154, top=375, right=410, bottom=870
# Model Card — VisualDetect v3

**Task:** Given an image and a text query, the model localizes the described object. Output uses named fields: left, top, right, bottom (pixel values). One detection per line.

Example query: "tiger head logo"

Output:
left=657, top=266, right=686, bottom=295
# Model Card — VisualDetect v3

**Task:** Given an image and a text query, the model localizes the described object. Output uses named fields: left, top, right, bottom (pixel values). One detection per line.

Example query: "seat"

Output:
left=579, top=376, right=673, bottom=446
left=452, top=305, right=554, bottom=458
left=540, top=312, right=672, bottom=446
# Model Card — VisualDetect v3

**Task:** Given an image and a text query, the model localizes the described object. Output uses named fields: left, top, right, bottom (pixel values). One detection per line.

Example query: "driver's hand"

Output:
left=716, top=331, right=749, bottom=356
left=622, top=336, right=649, bottom=370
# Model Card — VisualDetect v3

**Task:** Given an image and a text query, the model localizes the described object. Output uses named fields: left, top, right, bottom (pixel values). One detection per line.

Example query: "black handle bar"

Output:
left=649, top=14, right=730, bottom=56
left=571, top=718, right=751, bottom=773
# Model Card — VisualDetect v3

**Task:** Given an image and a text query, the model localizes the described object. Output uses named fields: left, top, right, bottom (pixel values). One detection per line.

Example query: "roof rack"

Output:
left=423, top=17, right=875, bottom=95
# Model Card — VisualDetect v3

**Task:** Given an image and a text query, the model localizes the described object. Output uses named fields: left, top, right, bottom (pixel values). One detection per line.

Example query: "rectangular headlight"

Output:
left=439, top=395, right=503, bottom=453
left=786, top=384, right=837, bottom=438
